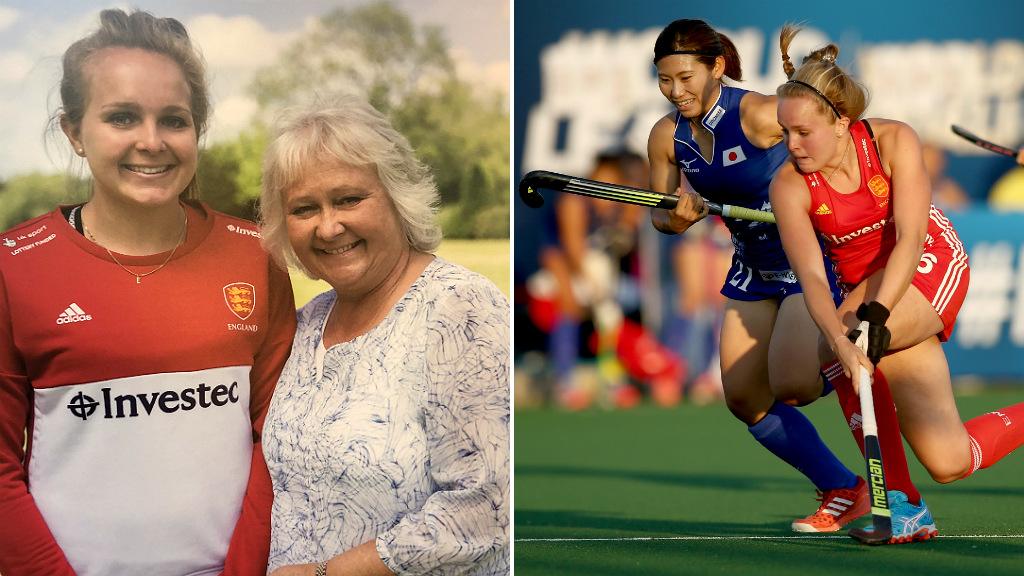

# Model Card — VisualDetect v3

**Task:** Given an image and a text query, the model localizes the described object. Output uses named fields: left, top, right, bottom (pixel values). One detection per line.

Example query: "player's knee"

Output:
left=923, top=458, right=970, bottom=484
left=769, top=373, right=819, bottom=407
left=723, top=393, right=765, bottom=426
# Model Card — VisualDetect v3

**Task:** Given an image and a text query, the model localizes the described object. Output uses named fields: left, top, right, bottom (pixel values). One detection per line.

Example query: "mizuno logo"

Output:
left=680, top=158, right=699, bottom=173
left=816, top=203, right=832, bottom=215
left=56, top=303, right=92, bottom=325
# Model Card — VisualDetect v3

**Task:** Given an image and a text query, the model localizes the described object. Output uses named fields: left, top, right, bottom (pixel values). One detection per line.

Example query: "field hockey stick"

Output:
left=950, top=125, right=1018, bottom=158
left=847, top=320, right=893, bottom=545
left=519, top=170, right=777, bottom=224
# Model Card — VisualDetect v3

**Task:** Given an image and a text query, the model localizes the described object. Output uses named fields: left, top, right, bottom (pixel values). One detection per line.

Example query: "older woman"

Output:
left=258, top=95, right=509, bottom=576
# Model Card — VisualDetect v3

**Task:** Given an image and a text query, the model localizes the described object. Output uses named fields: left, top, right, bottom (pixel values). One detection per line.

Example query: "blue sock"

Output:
left=748, top=401, right=857, bottom=491
left=549, top=318, right=579, bottom=382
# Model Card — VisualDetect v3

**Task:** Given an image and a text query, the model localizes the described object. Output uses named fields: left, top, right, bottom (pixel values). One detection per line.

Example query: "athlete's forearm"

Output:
left=873, top=234, right=925, bottom=311
left=803, top=277, right=847, bottom=352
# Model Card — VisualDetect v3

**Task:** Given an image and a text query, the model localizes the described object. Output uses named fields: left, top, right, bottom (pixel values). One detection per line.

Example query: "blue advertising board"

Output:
left=945, top=210, right=1024, bottom=376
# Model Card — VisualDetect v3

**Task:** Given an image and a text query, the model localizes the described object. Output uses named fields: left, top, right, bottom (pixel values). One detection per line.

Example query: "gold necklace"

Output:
left=826, top=138, right=851, bottom=183
left=84, top=210, right=188, bottom=284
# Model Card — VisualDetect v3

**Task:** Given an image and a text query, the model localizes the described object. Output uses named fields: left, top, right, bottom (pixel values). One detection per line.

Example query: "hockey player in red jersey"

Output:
left=0, top=9, right=296, bottom=575
left=770, top=24, right=1024, bottom=544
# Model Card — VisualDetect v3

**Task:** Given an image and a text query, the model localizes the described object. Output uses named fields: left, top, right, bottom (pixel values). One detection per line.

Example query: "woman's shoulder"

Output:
left=772, top=158, right=801, bottom=184
left=739, top=90, right=783, bottom=147
left=739, top=89, right=776, bottom=109
left=195, top=202, right=262, bottom=236
left=863, top=117, right=915, bottom=141
left=420, top=258, right=508, bottom=311
left=649, top=112, right=677, bottom=140
left=2, top=207, right=58, bottom=237
left=188, top=201, right=268, bottom=256
left=863, top=118, right=921, bottom=163
left=296, top=289, right=336, bottom=327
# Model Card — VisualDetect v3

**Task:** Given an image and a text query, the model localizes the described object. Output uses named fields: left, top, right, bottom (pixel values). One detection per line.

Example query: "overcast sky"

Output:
left=0, top=0, right=509, bottom=179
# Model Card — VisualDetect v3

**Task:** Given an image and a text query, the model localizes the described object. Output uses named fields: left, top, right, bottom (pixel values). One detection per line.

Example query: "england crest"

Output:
left=223, top=282, right=256, bottom=321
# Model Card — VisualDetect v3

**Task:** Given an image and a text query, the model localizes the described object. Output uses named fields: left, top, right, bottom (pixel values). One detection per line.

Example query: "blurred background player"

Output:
left=988, top=152, right=1024, bottom=210
left=772, top=24, right=1024, bottom=543
left=659, top=217, right=731, bottom=404
left=527, top=150, right=686, bottom=409
left=922, top=142, right=971, bottom=212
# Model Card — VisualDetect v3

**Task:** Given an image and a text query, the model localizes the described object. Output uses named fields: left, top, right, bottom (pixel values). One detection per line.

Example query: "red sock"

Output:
left=823, top=361, right=922, bottom=504
left=962, top=402, right=1024, bottom=477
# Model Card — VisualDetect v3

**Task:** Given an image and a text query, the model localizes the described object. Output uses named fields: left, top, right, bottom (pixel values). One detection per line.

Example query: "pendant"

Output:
left=136, top=276, right=141, bottom=284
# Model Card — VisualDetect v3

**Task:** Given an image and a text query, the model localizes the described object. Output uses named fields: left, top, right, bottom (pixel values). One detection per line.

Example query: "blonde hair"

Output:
left=259, top=94, right=442, bottom=275
left=776, top=24, right=869, bottom=122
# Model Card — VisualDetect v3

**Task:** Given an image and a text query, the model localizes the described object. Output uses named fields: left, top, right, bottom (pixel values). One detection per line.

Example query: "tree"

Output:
left=0, top=173, right=87, bottom=231
left=197, top=125, right=269, bottom=220
left=390, top=79, right=509, bottom=208
left=249, top=0, right=454, bottom=114
left=248, top=1, right=509, bottom=238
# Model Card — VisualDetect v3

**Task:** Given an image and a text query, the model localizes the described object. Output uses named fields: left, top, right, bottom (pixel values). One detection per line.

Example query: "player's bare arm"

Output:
left=649, top=114, right=707, bottom=234
left=770, top=166, right=869, bottom=378
left=740, top=91, right=784, bottom=149
left=872, top=119, right=931, bottom=311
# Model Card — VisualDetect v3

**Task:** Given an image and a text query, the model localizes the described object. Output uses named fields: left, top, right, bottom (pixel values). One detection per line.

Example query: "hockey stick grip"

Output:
left=854, top=321, right=879, bottom=436
left=712, top=203, right=777, bottom=224
left=858, top=364, right=878, bottom=436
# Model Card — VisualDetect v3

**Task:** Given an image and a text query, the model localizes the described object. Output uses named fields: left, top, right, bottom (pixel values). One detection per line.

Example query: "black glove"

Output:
left=846, top=301, right=891, bottom=365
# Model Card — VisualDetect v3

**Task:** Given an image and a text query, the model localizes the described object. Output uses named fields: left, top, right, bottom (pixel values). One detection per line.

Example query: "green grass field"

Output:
left=515, top=389, right=1024, bottom=575
left=288, top=238, right=509, bottom=306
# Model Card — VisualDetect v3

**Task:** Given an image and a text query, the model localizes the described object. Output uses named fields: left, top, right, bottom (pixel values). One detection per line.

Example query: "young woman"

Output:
left=771, top=24, right=1024, bottom=543
left=0, top=10, right=295, bottom=574
left=645, top=18, right=914, bottom=534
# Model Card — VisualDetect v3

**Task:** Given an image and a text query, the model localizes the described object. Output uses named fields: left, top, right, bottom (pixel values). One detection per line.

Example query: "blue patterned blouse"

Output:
left=263, top=258, right=510, bottom=575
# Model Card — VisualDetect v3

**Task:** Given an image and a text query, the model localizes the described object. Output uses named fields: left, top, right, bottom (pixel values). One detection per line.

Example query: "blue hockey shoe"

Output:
left=849, top=490, right=938, bottom=545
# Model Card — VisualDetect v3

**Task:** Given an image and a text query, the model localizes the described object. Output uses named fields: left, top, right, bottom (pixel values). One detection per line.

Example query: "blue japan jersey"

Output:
left=672, top=85, right=840, bottom=303
left=673, top=85, right=790, bottom=271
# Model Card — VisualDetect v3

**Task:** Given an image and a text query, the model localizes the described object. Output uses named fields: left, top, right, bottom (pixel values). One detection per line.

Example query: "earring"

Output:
left=76, top=148, right=84, bottom=155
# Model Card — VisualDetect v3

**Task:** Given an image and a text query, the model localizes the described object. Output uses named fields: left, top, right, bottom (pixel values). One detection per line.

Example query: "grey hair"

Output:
left=259, top=94, right=442, bottom=274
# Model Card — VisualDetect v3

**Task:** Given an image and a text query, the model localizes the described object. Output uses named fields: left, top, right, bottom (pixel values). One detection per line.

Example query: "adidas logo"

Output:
left=849, top=412, right=863, bottom=431
left=56, top=303, right=92, bottom=325
left=815, top=203, right=832, bottom=215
